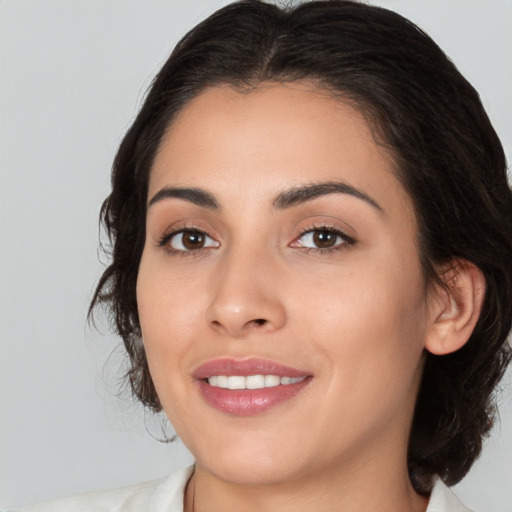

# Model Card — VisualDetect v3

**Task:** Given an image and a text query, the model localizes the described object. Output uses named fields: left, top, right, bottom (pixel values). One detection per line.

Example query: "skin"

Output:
left=137, top=82, right=452, bottom=512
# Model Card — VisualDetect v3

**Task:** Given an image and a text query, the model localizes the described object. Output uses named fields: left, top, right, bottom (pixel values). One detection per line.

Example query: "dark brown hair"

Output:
left=90, top=0, right=512, bottom=493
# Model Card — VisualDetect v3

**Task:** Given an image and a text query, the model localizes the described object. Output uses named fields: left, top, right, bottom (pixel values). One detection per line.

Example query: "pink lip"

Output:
left=193, top=358, right=308, bottom=379
left=193, top=358, right=312, bottom=416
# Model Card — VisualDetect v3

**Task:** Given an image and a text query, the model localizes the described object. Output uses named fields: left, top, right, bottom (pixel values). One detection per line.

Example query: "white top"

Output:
left=16, top=466, right=473, bottom=512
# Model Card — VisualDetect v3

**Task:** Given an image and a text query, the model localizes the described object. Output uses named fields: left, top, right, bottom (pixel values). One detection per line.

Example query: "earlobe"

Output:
left=425, top=260, right=486, bottom=356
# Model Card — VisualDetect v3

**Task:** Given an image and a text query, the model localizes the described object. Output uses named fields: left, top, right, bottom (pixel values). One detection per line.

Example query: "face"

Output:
left=137, top=83, right=433, bottom=485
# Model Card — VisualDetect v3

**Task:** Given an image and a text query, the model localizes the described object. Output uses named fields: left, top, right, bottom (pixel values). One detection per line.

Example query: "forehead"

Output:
left=149, top=82, right=412, bottom=218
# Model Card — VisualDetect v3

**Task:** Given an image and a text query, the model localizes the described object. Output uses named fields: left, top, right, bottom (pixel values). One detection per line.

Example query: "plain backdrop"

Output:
left=1, top=0, right=511, bottom=510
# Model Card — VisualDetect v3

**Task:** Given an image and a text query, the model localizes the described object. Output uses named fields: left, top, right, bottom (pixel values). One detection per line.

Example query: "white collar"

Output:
left=427, top=478, right=473, bottom=512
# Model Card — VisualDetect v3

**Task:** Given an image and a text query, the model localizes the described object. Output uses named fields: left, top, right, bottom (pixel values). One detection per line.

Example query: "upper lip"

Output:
left=193, top=358, right=310, bottom=380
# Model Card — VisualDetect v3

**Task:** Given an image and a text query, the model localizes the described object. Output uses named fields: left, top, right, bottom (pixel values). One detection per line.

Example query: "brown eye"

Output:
left=169, top=230, right=219, bottom=252
left=182, top=231, right=205, bottom=250
left=291, top=227, right=354, bottom=251
left=312, top=230, right=338, bottom=248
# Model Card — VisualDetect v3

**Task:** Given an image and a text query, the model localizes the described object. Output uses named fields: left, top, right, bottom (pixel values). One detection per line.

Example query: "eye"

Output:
left=164, top=229, right=219, bottom=252
left=291, top=227, right=355, bottom=251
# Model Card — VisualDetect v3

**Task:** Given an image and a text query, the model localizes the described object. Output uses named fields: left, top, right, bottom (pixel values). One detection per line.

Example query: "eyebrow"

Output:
left=272, top=181, right=383, bottom=212
left=148, top=187, right=220, bottom=209
left=147, top=181, right=382, bottom=213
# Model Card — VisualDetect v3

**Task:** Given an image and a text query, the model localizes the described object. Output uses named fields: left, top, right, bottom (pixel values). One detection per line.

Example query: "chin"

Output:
left=191, top=431, right=309, bottom=486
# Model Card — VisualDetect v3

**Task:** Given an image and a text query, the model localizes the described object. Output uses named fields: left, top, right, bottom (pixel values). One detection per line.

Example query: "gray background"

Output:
left=1, top=0, right=511, bottom=510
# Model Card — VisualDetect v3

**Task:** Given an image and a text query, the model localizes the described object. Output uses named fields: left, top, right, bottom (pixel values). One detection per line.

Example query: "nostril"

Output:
left=253, top=319, right=267, bottom=326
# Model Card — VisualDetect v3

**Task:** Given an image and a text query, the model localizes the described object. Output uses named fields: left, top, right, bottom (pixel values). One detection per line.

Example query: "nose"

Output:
left=205, top=248, right=287, bottom=338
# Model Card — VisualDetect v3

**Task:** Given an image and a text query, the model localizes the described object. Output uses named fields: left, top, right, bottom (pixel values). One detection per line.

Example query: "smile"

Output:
left=194, top=358, right=312, bottom=415
left=207, top=375, right=306, bottom=389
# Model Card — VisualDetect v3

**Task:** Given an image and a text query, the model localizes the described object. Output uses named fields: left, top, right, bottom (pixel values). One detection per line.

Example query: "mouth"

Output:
left=193, top=358, right=312, bottom=416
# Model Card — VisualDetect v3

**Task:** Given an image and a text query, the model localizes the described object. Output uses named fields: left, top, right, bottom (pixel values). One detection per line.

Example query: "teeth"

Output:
left=265, top=375, right=280, bottom=387
left=227, top=376, right=245, bottom=390
left=207, top=374, right=305, bottom=389
left=217, top=375, right=228, bottom=388
left=246, top=374, right=265, bottom=389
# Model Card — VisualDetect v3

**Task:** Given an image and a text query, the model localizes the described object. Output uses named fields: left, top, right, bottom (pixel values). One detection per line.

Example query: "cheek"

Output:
left=136, top=265, right=214, bottom=449
left=292, top=254, right=428, bottom=387
left=136, top=254, right=200, bottom=397
left=293, top=276, right=427, bottom=445
left=137, top=251, right=202, bottom=341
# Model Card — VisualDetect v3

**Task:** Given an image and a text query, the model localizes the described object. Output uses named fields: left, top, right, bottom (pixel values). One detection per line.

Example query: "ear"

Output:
left=425, top=259, right=486, bottom=356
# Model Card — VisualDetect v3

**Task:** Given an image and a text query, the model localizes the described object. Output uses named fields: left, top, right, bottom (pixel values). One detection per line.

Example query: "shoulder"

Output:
left=427, top=479, right=474, bottom=512
left=16, top=466, right=193, bottom=512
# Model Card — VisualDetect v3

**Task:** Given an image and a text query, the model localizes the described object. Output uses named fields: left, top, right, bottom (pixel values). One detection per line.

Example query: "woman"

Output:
left=19, top=1, right=512, bottom=511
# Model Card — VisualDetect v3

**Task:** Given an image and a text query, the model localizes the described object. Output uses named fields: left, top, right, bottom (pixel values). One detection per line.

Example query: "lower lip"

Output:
left=197, top=378, right=311, bottom=416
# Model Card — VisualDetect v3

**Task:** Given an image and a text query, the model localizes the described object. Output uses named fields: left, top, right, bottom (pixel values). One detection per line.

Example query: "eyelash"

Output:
left=291, top=224, right=356, bottom=254
left=157, top=224, right=356, bottom=256
left=158, top=226, right=218, bottom=257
